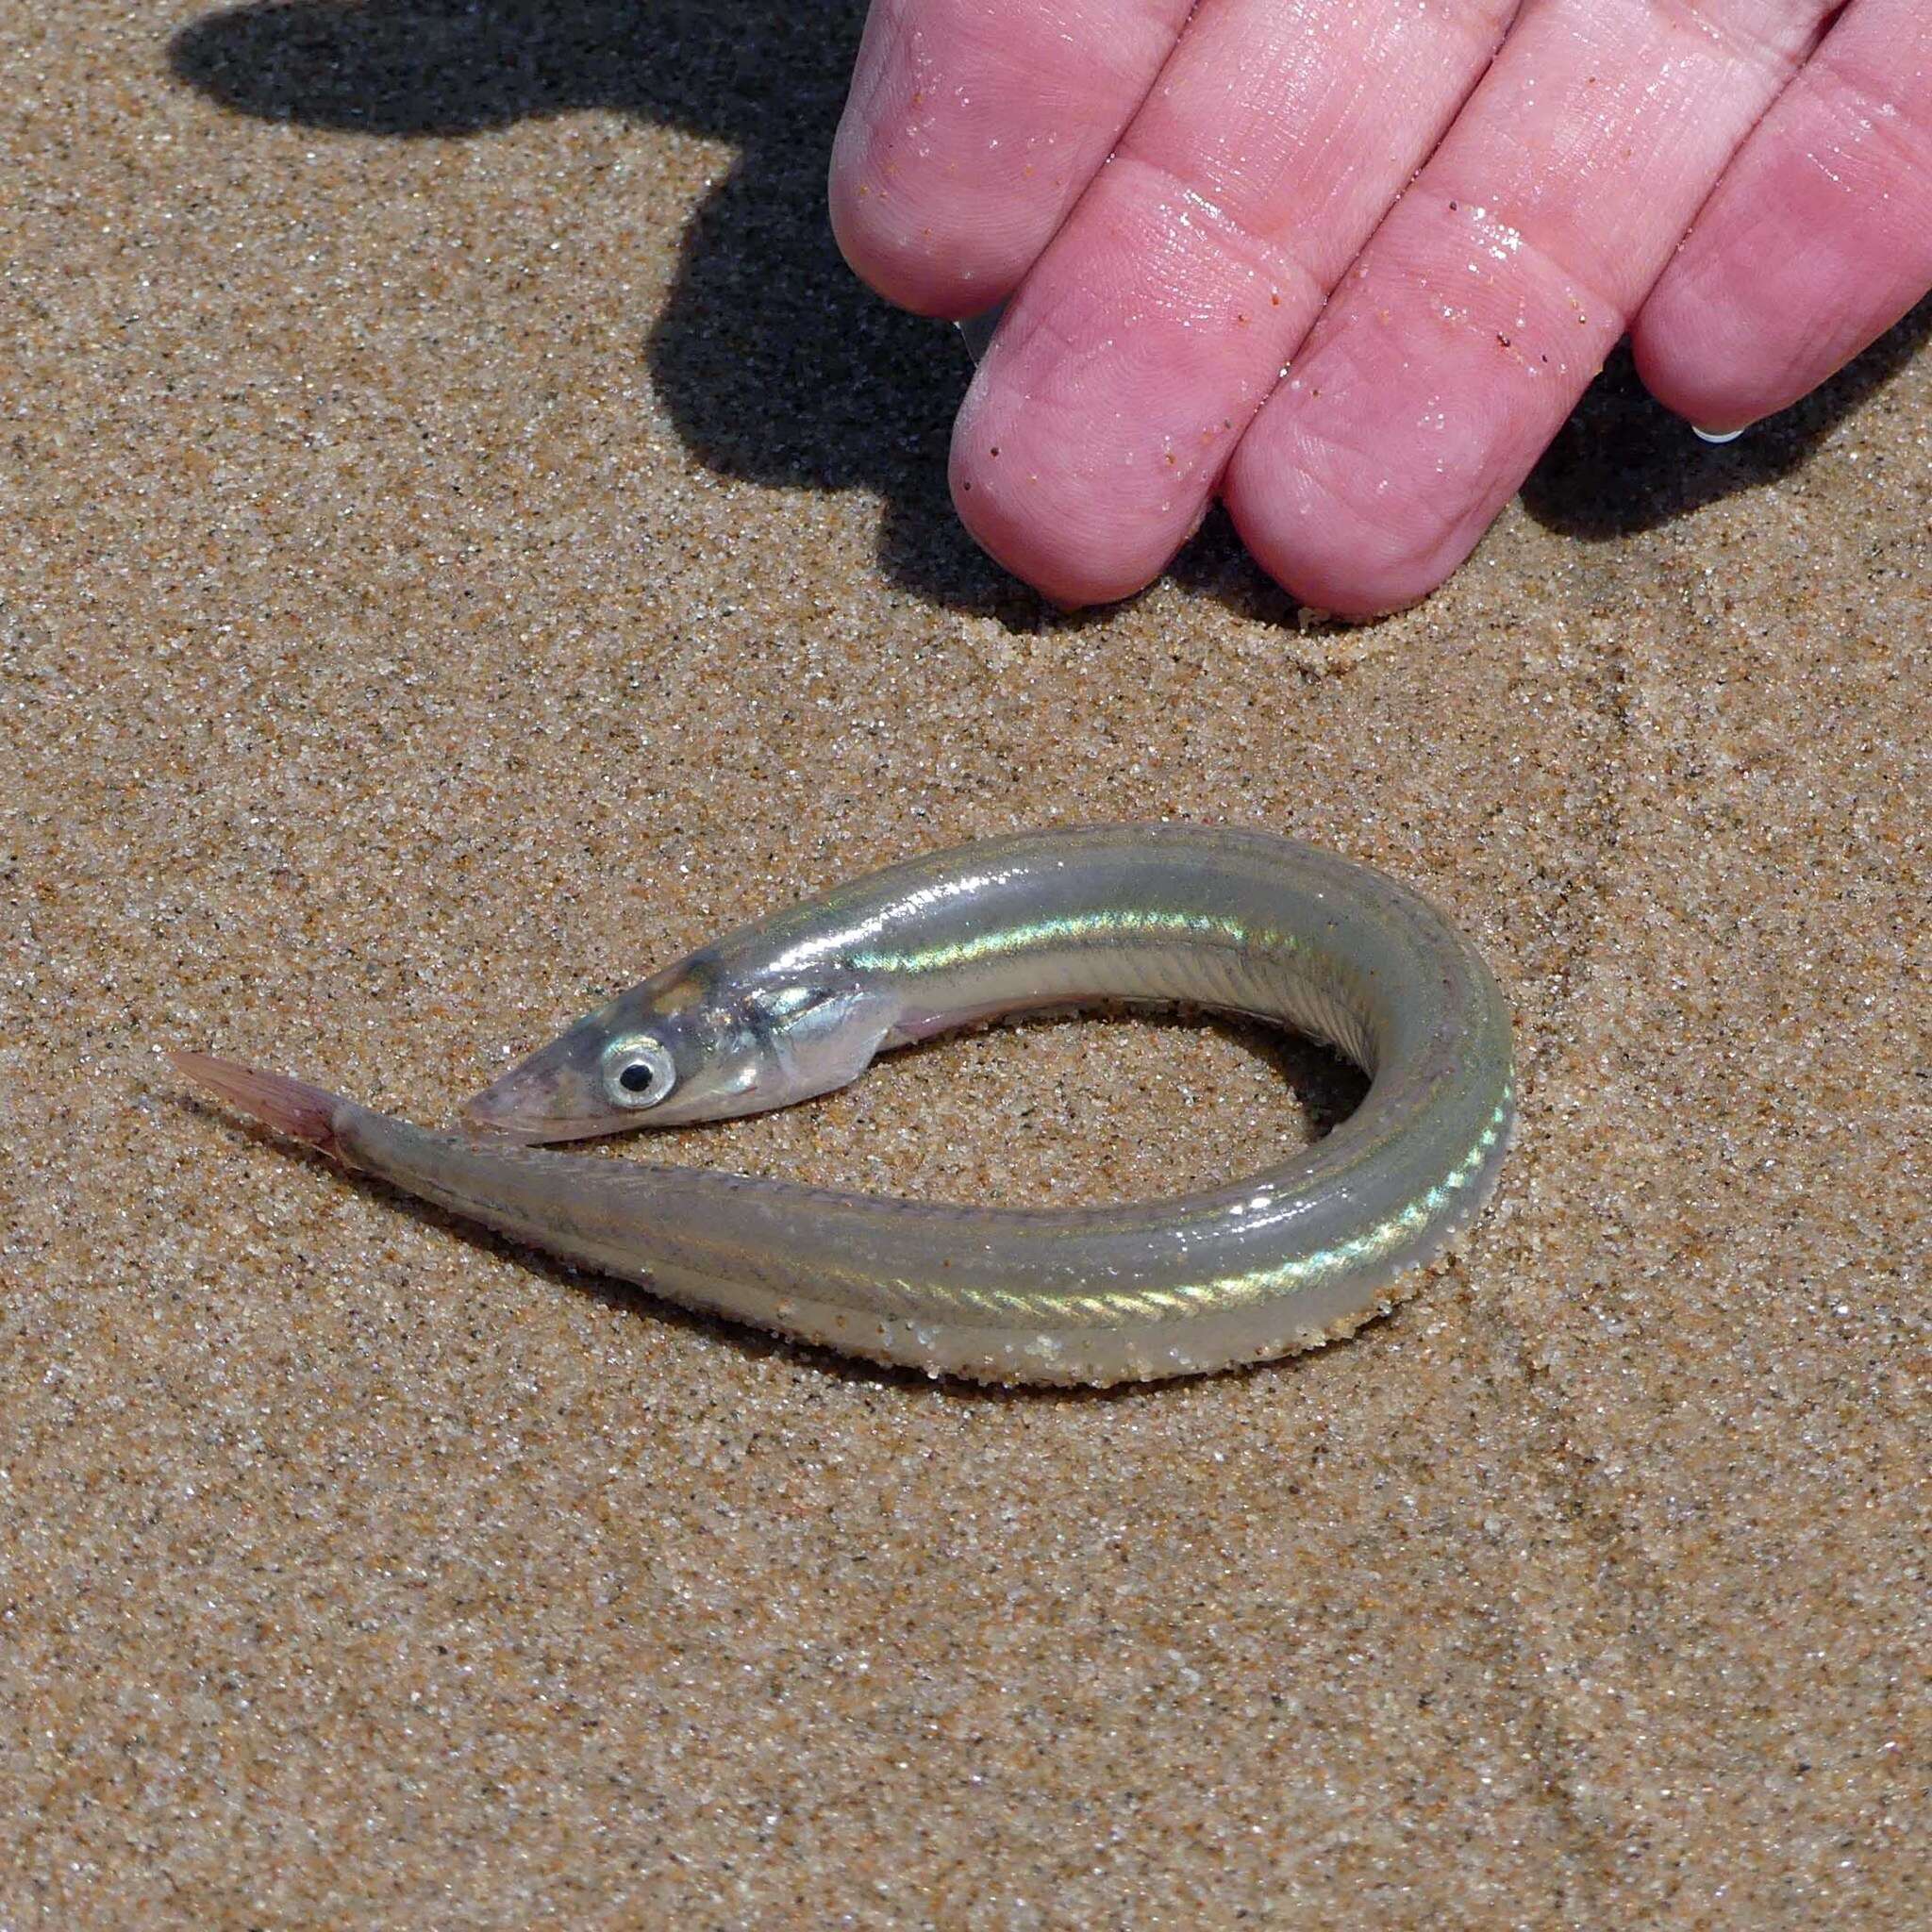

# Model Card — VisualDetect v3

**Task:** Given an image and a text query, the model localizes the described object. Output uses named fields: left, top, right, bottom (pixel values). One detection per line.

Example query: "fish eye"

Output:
left=601, top=1035, right=677, bottom=1108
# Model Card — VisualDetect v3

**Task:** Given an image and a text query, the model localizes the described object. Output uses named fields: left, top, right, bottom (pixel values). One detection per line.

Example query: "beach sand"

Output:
left=4, top=4, right=1925, bottom=1924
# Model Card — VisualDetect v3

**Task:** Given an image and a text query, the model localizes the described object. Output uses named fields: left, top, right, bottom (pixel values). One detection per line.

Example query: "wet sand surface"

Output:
left=4, top=4, right=1925, bottom=1924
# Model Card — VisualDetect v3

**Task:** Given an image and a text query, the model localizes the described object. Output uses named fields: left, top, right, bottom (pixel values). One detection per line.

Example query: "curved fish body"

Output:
left=177, top=824, right=1515, bottom=1386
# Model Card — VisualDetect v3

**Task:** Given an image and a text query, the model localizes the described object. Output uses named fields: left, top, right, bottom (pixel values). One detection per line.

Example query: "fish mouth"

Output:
left=461, top=1083, right=556, bottom=1141
left=459, top=1108, right=575, bottom=1145
left=461, top=1049, right=616, bottom=1144
left=461, top=1089, right=624, bottom=1145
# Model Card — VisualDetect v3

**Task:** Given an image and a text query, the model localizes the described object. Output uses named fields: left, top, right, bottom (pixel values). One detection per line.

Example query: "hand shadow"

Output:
left=1521, top=297, right=1932, bottom=541
left=169, top=0, right=1029, bottom=616
left=170, top=2, right=1927, bottom=625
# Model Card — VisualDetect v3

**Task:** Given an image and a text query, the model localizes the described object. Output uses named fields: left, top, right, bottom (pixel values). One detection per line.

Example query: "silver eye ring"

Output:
left=601, top=1035, right=677, bottom=1108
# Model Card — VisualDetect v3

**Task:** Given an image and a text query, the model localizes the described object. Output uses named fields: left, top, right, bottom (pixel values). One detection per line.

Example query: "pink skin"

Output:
left=1635, top=0, right=1932, bottom=434
left=831, top=0, right=1932, bottom=616
left=829, top=0, right=1196, bottom=320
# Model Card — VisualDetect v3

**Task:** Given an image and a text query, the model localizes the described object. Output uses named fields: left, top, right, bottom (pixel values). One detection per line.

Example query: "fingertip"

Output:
left=1631, top=3, right=1932, bottom=440
left=828, top=148, right=1009, bottom=320
left=946, top=453, right=1147, bottom=609
left=1629, top=288, right=1781, bottom=442
left=944, top=334, right=1201, bottom=608
left=1234, top=527, right=1444, bottom=621
left=826, top=57, right=1022, bottom=320
left=1223, top=433, right=1467, bottom=621
left=829, top=0, right=1197, bottom=320
left=948, top=441, right=1160, bottom=610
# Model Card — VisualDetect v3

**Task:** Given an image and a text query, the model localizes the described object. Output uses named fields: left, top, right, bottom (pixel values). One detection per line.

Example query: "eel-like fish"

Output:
left=176, top=824, right=1515, bottom=1386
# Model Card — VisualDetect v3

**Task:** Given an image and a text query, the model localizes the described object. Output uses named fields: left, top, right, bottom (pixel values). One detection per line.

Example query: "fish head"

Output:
left=463, top=950, right=899, bottom=1143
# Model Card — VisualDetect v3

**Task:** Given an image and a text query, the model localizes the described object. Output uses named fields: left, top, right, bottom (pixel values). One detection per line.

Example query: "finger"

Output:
left=1633, top=0, right=1932, bottom=435
left=949, top=0, right=1520, bottom=606
left=829, top=0, right=1193, bottom=319
left=1225, top=1, right=1839, bottom=617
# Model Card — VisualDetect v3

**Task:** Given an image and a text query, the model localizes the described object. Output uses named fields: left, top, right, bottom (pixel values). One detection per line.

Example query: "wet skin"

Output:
left=830, top=0, right=1932, bottom=613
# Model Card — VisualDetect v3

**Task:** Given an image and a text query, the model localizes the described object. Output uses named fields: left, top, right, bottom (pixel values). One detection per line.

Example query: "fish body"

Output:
left=178, top=824, right=1515, bottom=1386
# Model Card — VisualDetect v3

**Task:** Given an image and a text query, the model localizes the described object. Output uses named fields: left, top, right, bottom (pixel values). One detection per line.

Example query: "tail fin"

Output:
left=171, top=1050, right=348, bottom=1159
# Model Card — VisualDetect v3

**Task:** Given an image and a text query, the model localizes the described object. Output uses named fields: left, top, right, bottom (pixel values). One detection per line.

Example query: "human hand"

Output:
left=830, top=0, right=1931, bottom=615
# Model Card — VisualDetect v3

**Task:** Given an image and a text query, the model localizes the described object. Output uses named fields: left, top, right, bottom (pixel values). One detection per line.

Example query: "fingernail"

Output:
left=1691, top=424, right=1746, bottom=444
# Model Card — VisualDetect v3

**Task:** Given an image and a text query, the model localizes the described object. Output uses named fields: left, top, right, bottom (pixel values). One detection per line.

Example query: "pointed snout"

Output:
left=460, top=1034, right=613, bottom=1144
left=461, top=1067, right=553, bottom=1141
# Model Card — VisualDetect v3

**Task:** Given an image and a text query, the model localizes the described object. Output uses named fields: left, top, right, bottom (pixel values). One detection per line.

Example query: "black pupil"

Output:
left=617, top=1061, right=656, bottom=1094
